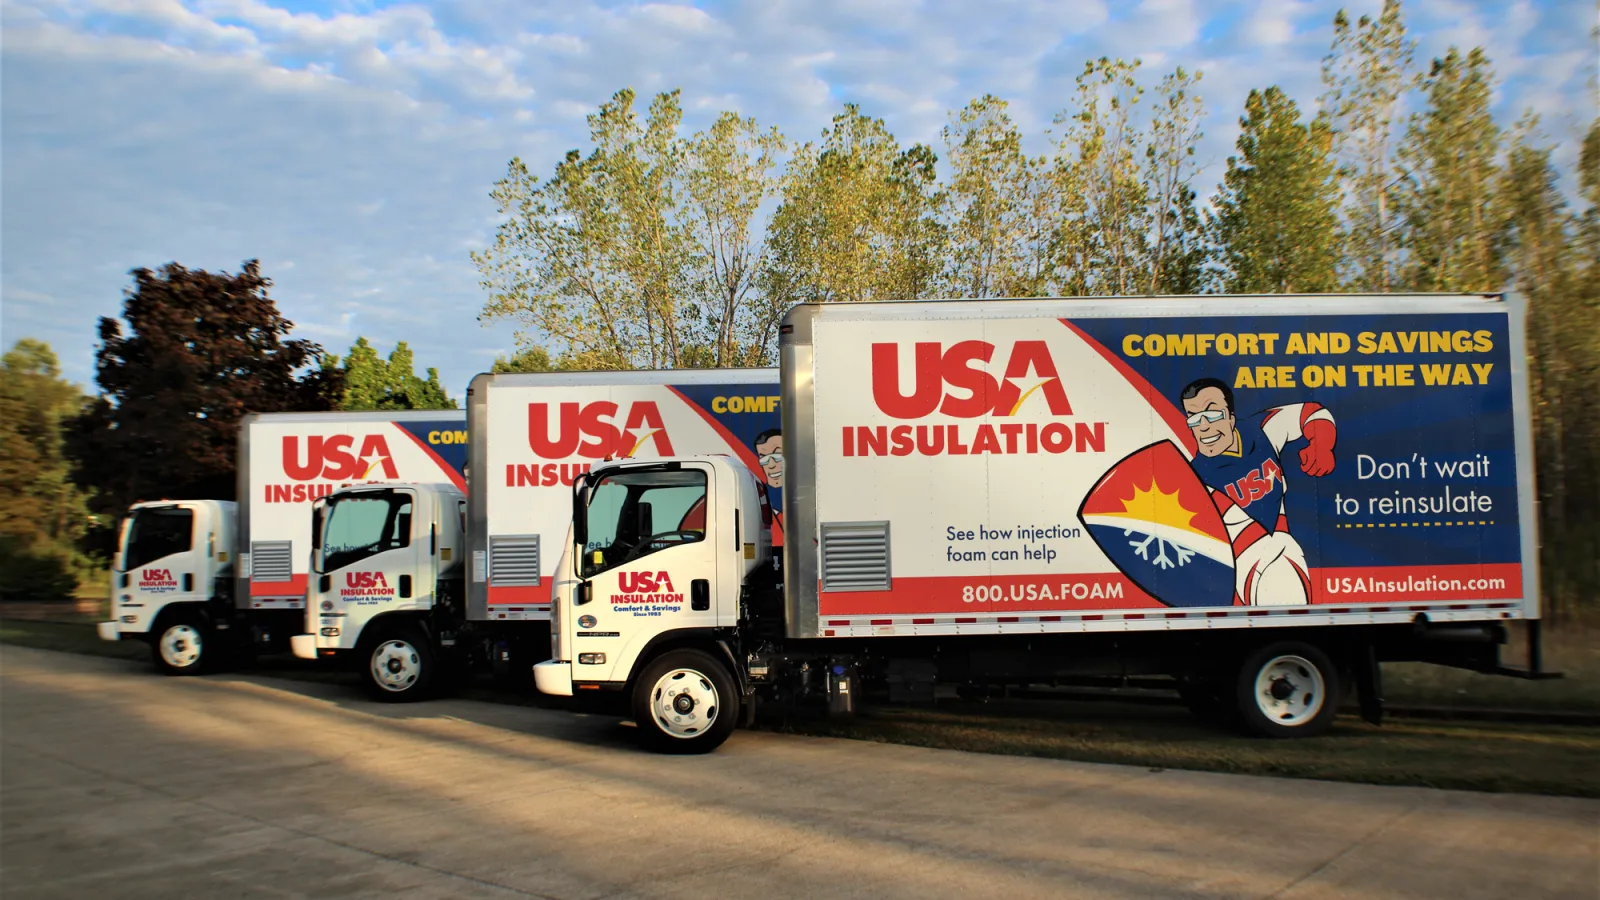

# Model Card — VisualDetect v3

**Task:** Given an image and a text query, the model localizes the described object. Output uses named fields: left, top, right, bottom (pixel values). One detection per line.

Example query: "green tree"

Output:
left=941, top=95, right=1056, bottom=297
left=0, top=340, right=98, bottom=600
left=1321, top=0, right=1416, bottom=291
left=762, top=104, right=944, bottom=308
left=1501, top=125, right=1600, bottom=619
left=1144, top=67, right=1207, bottom=294
left=1209, top=87, right=1342, bottom=293
left=489, top=344, right=587, bottom=374
left=68, top=261, right=337, bottom=513
left=1395, top=47, right=1507, bottom=292
left=683, top=112, right=786, bottom=366
left=476, top=89, right=786, bottom=367
left=1053, top=57, right=1150, bottom=295
left=329, top=337, right=455, bottom=410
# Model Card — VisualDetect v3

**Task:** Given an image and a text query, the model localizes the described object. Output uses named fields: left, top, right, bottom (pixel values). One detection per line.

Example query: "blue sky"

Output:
left=2, top=0, right=1593, bottom=400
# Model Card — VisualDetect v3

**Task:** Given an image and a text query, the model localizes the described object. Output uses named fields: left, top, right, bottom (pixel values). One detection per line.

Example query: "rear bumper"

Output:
left=96, top=621, right=121, bottom=642
left=533, top=660, right=573, bottom=696
left=289, top=634, right=318, bottom=660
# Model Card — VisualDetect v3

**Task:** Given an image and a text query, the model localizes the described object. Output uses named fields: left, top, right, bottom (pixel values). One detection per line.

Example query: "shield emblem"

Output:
left=1078, top=441, right=1235, bottom=608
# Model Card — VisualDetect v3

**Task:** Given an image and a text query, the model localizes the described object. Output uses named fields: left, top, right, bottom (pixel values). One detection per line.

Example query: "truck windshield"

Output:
left=321, top=490, right=412, bottom=573
left=580, top=468, right=706, bottom=578
left=121, top=507, right=193, bottom=571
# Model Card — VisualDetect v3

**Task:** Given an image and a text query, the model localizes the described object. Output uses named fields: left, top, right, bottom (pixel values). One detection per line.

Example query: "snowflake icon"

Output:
left=1124, top=529, right=1195, bottom=570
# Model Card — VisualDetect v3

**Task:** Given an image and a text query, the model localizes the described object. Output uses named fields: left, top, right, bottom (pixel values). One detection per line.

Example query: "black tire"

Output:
left=1234, top=641, right=1340, bottom=738
left=150, top=609, right=211, bottom=676
left=361, top=622, right=436, bottom=702
left=631, top=649, right=739, bottom=754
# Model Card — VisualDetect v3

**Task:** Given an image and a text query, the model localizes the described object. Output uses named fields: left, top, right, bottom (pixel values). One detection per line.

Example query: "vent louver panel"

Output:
left=251, top=541, right=293, bottom=582
left=820, top=521, right=891, bottom=592
left=490, top=535, right=541, bottom=586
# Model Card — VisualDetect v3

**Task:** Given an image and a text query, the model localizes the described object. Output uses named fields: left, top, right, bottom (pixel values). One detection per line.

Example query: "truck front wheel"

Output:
left=362, top=623, right=436, bottom=702
left=1234, top=641, right=1340, bottom=738
left=152, top=612, right=211, bottom=676
left=631, top=649, right=738, bottom=754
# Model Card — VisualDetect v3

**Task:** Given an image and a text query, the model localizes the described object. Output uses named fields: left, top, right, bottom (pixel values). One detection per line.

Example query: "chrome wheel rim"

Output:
left=649, top=668, right=719, bottom=739
left=159, top=624, right=203, bottom=669
left=1254, top=654, right=1325, bottom=727
left=371, top=640, right=423, bottom=693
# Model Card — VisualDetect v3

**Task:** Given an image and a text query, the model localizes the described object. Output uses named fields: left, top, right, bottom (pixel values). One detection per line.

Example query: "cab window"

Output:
left=580, top=469, right=707, bottom=578
left=122, top=507, right=193, bottom=570
left=321, top=490, right=412, bottom=572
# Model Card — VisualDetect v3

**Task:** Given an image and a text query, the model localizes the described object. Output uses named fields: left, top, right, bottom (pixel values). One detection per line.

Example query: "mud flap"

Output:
left=1355, top=643, right=1384, bottom=726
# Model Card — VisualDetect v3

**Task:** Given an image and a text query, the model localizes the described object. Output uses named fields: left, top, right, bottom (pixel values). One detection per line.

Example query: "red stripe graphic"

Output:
left=816, top=564, right=1524, bottom=617
left=1059, top=319, right=1197, bottom=457
left=251, top=573, right=308, bottom=598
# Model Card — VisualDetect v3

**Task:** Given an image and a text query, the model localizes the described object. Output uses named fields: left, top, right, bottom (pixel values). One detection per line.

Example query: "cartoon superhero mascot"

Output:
left=1179, top=377, right=1337, bottom=606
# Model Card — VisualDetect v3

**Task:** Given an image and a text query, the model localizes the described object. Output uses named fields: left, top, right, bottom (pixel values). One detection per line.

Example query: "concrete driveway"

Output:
left=2, top=644, right=1596, bottom=899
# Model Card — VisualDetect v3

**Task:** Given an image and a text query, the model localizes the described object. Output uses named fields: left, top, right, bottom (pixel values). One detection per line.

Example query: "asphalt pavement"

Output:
left=2, top=644, right=1596, bottom=899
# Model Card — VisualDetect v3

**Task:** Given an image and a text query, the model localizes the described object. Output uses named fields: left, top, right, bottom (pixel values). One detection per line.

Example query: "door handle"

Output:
left=399, top=575, right=413, bottom=599
left=319, top=574, right=331, bottom=593
left=182, top=573, right=194, bottom=592
left=691, top=579, right=709, bottom=611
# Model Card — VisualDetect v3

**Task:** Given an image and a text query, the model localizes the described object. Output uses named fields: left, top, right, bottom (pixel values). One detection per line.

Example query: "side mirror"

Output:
left=319, top=574, right=331, bottom=593
left=576, top=582, right=592, bottom=606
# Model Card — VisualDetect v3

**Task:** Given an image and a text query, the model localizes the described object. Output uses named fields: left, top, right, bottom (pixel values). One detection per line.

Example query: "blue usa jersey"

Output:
left=1191, top=415, right=1287, bottom=533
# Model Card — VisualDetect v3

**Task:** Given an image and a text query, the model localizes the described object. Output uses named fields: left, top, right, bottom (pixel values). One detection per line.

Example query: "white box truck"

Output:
left=536, top=294, right=1548, bottom=752
left=292, top=369, right=782, bottom=700
left=99, top=410, right=467, bottom=673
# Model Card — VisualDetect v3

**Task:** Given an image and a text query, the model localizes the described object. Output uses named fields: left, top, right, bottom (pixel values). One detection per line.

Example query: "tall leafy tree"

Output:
left=1321, top=0, right=1416, bottom=291
left=683, top=112, right=786, bottom=366
left=1499, top=126, right=1598, bottom=618
left=941, top=95, right=1056, bottom=297
left=329, top=337, right=455, bottom=410
left=1144, top=67, right=1207, bottom=294
left=68, top=260, right=336, bottom=512
left=0, top=340, right=97, bottom=599
left=1395, top=47, right=1506, bottom=291
left=1209, top=87, right=1342, bottom=293
left=1053, top=57, right=1149, bottom=295
left=475, top=89, right=785, bottom=367
left=762, top=104, right=944, bottom=308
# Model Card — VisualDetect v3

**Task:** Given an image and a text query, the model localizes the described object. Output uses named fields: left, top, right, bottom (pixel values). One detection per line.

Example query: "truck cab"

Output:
left=98, top=500, right=238, bottom=674
left=535, top=455, right=773, bottom=751
left=290, top=482, right=466, bottom=700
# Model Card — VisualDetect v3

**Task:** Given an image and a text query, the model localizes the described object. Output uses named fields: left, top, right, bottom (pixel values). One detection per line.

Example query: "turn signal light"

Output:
left=578, top=653, right=606, bottom=665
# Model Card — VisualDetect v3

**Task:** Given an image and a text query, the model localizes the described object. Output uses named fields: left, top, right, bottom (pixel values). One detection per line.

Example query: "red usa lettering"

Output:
left=617, top=570, right=675, bottom=593
left=527, top=402, right=676, bottom=459
left=346, top=571, right=389, bottom=589
left=1224, top=458, right=1284, bottom=508
left=871, top=341, right=1073, bottom=419
left=282, top=434, right=399, bottom=481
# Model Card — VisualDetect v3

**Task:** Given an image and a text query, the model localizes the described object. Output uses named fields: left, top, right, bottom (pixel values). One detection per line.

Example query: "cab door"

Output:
left=570, top=462, right=721, bottom=684
left=311, top=487, right=427, bottom=651
left=115, top=504, right=206, bottom=630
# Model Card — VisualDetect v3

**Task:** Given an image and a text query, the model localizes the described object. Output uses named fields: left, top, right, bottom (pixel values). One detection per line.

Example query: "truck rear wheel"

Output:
left=632, top=649, right=738, bottom=754
left=362, top=623, right=436, bottom=703
left=1234, top=641, right=1339, bottom=738
left=152, top=612, right=210, bottom=676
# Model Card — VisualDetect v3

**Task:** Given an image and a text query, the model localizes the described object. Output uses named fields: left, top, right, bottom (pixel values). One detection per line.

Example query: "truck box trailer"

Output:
left=535, top=293, right=1545, bottom=752
left=99, top=410, right=467, bottom=673
left=291, top=369, right=782, bottom=700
